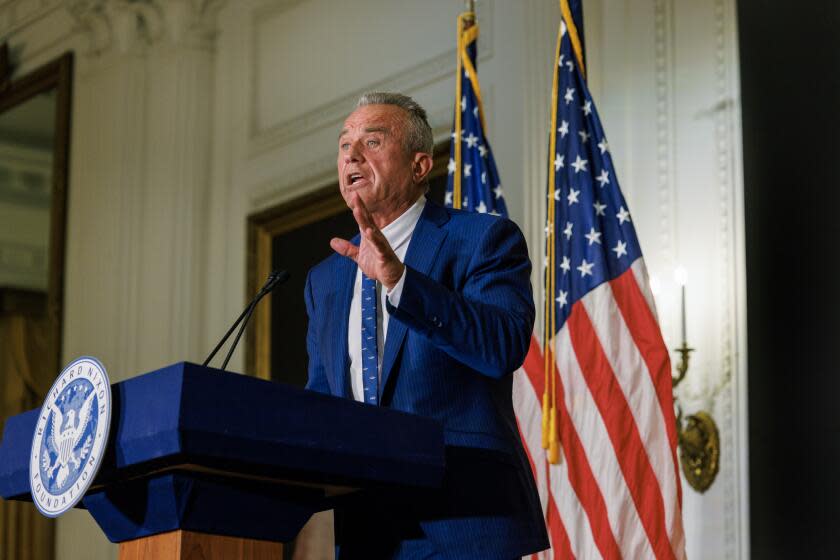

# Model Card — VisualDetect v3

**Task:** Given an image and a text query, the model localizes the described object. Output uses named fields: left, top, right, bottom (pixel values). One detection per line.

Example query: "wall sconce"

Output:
left=672, top=267, right=720, bottom=493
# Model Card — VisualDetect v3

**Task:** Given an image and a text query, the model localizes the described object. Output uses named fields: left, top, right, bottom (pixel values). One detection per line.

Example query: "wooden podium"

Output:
left=0, top=362, right=445, bottom=559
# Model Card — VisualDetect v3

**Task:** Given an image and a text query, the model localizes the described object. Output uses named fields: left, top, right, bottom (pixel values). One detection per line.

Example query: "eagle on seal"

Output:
left=45, top=388, right=96, bottom=489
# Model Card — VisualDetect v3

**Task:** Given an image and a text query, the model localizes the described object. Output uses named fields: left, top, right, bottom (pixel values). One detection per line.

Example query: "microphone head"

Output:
left=263, top=269, right=290, bottom=293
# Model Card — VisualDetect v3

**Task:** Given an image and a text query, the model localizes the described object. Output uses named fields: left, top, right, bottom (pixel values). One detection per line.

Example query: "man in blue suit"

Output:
left=305, top=92, right=548, bottom=559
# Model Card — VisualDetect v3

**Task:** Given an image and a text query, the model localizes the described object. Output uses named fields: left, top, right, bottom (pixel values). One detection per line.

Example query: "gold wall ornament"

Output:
left=672, top=342, right=721, bottom=493
left=678, top=410, right=720, bottom=493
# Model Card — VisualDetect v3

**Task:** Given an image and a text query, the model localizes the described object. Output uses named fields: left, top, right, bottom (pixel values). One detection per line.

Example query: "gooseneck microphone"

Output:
left=202, top=269, right=290, bottom=371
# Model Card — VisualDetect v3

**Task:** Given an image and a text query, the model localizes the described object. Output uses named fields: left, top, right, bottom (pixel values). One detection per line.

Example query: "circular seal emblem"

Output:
left=29, top=356, right=112, bottom=517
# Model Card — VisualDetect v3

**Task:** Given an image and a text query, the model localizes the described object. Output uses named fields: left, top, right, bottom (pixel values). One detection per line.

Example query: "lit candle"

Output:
left=674, top=267, right=688, bottom=345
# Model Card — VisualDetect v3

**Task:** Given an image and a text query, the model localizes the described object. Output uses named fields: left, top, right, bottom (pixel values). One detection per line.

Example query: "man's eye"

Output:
left=340, top=143, right=350, bottom=150
left=367, top=139, right=379, bottom=147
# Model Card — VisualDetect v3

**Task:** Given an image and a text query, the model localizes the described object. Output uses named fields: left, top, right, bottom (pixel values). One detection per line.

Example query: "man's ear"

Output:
left=413, top=152, right=434, bottom=184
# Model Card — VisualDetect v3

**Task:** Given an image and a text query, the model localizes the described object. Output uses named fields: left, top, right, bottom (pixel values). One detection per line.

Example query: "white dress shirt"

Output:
left=348, top=196, right=426, bottom=402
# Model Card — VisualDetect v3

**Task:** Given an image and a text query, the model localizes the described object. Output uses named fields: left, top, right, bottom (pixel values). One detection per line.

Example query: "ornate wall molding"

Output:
left=66, top=0, right=224, bottom=57
left=246, top=0, right=494, bottom=158
left=0, top=0, right=64, bottom=36
left=711, top=0, right=745, bottom=557
left=652, top=0, right=676, bottom=276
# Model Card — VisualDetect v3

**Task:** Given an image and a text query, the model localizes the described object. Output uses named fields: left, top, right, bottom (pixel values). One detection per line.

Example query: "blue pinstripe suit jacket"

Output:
left=305, top=199, right=549, bottom=558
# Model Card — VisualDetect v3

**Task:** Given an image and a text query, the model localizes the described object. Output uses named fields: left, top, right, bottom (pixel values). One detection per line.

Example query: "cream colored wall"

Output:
left=0, top=1, right=747, bottom=559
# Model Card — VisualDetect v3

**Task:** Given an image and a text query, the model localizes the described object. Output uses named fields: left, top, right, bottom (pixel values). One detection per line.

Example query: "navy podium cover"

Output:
left=0, top=362, right=445, bottom=543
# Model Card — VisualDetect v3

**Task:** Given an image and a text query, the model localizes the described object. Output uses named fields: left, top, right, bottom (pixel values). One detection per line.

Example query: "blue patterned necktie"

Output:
left=360, top=274, right=379, bottom=405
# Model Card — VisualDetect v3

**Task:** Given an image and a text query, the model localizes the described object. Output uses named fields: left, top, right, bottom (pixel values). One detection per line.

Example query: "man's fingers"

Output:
left=352, top=192, right=371, bottom=216
left=350, top=194, right=379, bottom=233
left=351, top=202, right=374, bottom=232
left=362, top=225, right=391, bottom=255
left=330, top=237, right=358, bottom=261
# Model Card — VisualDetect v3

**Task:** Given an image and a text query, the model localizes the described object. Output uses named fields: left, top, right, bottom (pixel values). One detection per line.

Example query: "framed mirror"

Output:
left=0, top=50, right=73, bottom=408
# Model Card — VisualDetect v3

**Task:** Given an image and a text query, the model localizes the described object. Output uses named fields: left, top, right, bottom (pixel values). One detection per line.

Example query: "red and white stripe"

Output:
left=513, top=258, right=685, bottom=559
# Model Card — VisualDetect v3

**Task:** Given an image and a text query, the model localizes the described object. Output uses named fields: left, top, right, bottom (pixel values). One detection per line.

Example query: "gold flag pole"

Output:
left=453, top=0, right=475, bottom=209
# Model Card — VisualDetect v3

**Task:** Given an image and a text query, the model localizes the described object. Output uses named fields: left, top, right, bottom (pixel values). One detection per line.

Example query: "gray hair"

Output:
left=356, top=92, right=434, bottom=155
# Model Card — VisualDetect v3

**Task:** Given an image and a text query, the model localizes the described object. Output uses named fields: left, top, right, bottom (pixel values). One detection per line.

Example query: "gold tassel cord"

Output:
left=543, top=13, right=563, bottom=460
left=560, top=0, right=586, bottom=78
left=544, top=0, right=586, bottom=465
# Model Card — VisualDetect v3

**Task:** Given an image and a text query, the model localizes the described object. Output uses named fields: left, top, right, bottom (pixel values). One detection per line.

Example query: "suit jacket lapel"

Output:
left=331, top=240, right=357, bottom=398
left=379, top=201, right=449, bottom=399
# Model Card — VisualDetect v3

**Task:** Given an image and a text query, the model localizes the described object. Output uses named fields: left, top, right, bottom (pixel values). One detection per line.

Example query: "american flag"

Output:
left=512, top=3, right=687, bottom=559
left=444, top=10, right=506, bottom=216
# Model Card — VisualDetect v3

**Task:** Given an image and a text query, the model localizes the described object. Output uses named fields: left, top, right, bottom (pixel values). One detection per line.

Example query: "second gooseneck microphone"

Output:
left=202, top=269, right=290, bottom=372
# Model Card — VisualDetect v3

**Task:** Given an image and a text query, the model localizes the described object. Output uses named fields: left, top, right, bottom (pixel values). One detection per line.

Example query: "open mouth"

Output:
left=347, top=173, right=367, bottom=186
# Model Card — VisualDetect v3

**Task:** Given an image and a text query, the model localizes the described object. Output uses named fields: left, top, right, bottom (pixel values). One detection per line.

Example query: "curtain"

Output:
left=0, top=313, right=55, bottom=560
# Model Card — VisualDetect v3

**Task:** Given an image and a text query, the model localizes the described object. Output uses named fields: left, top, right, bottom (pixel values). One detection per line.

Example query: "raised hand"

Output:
left=330, top=194, right=405, bottom=290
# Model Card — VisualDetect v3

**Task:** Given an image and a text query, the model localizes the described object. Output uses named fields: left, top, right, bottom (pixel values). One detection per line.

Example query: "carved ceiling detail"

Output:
left=66, top=0, right=225, bottom=56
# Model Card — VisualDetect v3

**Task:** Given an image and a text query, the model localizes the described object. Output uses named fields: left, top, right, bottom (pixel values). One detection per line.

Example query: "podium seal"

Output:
left=29, top=356, right=112, bottom=517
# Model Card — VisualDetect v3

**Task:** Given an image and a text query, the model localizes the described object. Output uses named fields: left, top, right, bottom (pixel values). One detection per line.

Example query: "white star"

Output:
left=493, top=185, right=503, bottom=199
left=582, top=100, right=592, bottom=116
left=585, top=227, right=602, bottom=245
left=564, top=87, right=575, bottom=105
left=571, top=154, right=588, bottom=173
left=554, top=153, right=565, bottom=171
left=545, top=222, right=553, bottom=237
left=593, top=200, right=607, bottom=216
left=462, top=195, right=469, bottom=207
left=560, top=255, right=571, bottom=273
left=563, top=221, right=573, bottom=240
left=558, top=120, right=569, bottom=138
left=481, top=171, right=487, bottom=184
left=558, top=54, right=565, bottom=67
left=577, top=259, right=594, bottom=277
left=567, top=60, right=574, bottom=72
left=567, top=188, right=580, bottom=205
left=476, top=201, right=488, bottom=213
left=447, top=158, right=456, bottom=175
left=616, top=206, right=631, bottom=224
left=461, top=95, right=467, bottom=112
left=464, top=133, right=479, bottom=148
left=556, top=290, right=568, bottom=307
left=451, top=130, right=459, bottom=142
left=479, top=144, right=488, bottom=157
left=596, top=169, right=610, bottom=187
left=489, top=210, right=501, bottom=216
left=445, top=191, right=453, bottom=205
left=553, top=188, right=561, bottom=201
left=598, top=138, right=610, bottom=154
left=579, top=130, right=590, bottom=144
left=464, top=164, right=472, bottom=177
left=613, top=240, right=628, bottom=258
left=473, top=106, right=479, bottom=118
